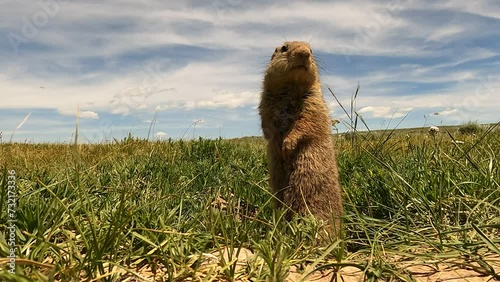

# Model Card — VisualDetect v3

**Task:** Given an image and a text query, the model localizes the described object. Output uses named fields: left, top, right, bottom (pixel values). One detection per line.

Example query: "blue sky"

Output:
left=1, top=0, right=499, bottom=143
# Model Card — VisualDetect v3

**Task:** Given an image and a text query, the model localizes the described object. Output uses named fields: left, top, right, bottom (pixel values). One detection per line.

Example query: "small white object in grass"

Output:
left=452, top=140, right=465, bottom=144
left=155, top=131, right=167, bottom=140
left=428, top=126, right=439, bottom=136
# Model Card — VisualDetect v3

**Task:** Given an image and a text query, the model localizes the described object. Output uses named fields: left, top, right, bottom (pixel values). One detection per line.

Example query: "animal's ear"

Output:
left=271, top=48, right=278, bottom=60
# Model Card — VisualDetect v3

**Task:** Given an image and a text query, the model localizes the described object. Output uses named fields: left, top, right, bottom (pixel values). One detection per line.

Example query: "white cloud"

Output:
left=427, top=25, right=465, bottom=42
left=186, top=92, right=259, bottom=110
left=433, top=0, right=500, bottom=20
left=80, top=111, right=99, bottom=119
left=155, top=131, right=167, bottom=139
left=58, top=108, right=99, bottom=119
left=358, top=106, right=412, bottom=119
left=438, top=108, right=459, bottom=116
left=155, top=91, right=259, bottom=111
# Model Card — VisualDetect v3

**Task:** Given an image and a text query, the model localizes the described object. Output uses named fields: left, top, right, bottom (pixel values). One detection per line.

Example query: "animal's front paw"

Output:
left=282, top=137, right=297, bottom=157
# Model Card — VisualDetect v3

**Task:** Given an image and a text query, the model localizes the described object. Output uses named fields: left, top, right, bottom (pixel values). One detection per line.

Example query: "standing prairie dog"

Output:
left=259, top=41, right=343, bottom=237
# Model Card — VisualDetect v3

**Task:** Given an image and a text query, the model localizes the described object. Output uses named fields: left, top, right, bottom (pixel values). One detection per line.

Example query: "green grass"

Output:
left=0, top=124, right=499, bottom=281
left=458, top=120, right=483, bottom=135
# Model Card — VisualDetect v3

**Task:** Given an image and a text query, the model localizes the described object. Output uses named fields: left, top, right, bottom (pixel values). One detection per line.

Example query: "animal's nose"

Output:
left=295, top=47, right=311, bottom=59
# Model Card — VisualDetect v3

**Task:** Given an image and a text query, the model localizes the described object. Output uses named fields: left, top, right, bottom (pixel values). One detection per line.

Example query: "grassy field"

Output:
left=0, top=123, right=499, bottom=281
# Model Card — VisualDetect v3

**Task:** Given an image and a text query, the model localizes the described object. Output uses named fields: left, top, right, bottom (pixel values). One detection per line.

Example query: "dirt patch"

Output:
left=287, top=253, right=500, bottom=282
left=118, top=248, right=499, bottom=281
left=21, top=247, right=495, bottom=281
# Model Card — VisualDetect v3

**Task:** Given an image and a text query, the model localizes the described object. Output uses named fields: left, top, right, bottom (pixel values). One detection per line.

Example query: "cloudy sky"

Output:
left=1, top=0, right=499, bottom=142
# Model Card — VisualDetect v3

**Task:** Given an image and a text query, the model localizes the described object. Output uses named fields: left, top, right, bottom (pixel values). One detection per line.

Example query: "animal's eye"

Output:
left=280, top=45, right=288, bottom=52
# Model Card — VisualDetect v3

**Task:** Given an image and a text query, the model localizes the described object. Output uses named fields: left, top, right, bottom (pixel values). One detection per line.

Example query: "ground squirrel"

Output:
left=259, top=41, right=343, bottom=237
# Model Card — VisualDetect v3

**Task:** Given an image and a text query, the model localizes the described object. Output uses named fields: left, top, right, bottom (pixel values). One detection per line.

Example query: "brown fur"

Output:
left=259, top=41, right=343, bottom=236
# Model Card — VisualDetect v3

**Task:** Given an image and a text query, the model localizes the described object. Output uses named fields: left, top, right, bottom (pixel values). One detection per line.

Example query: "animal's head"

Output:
left=264, top=41, right=319, bottom=92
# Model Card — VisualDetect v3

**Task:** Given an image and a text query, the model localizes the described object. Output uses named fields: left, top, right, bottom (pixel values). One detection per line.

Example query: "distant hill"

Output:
left=233, top=123, right=498, bottom=141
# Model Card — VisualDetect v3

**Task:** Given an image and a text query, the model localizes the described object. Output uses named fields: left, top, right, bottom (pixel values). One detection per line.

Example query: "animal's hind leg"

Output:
left=268, top=144, right=287, bottom=209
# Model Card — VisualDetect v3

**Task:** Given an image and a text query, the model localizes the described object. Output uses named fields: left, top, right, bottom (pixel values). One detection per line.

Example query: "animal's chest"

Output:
left=271, top=99, right=300, bottom=135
